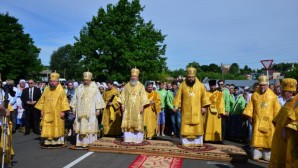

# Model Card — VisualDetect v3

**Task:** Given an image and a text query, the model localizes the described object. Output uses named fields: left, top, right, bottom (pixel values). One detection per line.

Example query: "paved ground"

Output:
left=10, top=131, right=267, bottom=168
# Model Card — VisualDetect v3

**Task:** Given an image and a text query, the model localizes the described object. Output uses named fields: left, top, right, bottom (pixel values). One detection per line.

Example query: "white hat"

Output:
left=19, top=79, right=26, bottom=84
left=113, top=81, right=119, bottom=86
left=244, top=86, right=250, bottom=90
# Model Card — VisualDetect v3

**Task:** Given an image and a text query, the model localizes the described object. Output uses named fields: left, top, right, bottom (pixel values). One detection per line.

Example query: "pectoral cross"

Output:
left=261, top=102, right=267, bottom=108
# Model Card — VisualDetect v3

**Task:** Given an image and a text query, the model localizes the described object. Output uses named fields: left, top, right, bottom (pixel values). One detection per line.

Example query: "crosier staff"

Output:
left=1, top=87, right=10, bottom=168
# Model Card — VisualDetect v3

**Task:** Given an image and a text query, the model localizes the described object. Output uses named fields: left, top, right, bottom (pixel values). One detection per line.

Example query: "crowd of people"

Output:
left=0, top=67, right=297, bottom=168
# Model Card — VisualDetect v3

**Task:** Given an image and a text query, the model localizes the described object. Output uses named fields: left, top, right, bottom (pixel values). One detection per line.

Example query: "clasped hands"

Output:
left=72, top=110, right=101, bottom=116
left=26, top=101, right=36, bottom=105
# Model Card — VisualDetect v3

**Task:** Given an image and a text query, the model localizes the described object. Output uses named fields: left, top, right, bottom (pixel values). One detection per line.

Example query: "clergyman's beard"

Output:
left=50, top=84, right=57, bottom=90
left=186, top=80, right=195, bottom=86
left=130, top=79, right=138, bottom=86
left=261, top=88, right=266, bottom=94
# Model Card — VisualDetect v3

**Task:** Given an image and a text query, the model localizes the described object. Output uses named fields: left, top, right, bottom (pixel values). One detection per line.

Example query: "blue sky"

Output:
left=1, top=0, right=298, bottom=70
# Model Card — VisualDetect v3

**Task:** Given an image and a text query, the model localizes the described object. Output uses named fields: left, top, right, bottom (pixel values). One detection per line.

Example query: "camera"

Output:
left=67, top=94, right=73, bottom=101
left=3, top=84, right=16, bottom=97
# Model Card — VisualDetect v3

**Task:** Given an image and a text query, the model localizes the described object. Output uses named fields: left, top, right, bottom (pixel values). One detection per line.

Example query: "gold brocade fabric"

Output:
left=117, top=81, right=149, bottom=133
left=269, top=94, right=298, bottom=168
left=243, top=88, right=281, bottom=149
left=71, top=82, right=105, bottom=135
left=102, top=88, right=122, bottom=136
left=144, top=91, right=161, bottom=138
left=35, top=84, right=70, bottom=140
left=173, top=78, right=211, bottom=138
left=0, top=117, right=14, bottom=164
left=204, top=91, right=225, bottom=141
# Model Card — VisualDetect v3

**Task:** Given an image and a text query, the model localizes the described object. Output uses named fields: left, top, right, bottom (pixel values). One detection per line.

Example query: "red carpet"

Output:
left=129, top=155, right=183, bottom=168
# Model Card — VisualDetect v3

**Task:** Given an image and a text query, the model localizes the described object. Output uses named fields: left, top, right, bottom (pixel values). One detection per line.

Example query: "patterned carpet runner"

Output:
left=128, top=155, right=183, bottom=168
left=89, top=137, right=248, bottom=162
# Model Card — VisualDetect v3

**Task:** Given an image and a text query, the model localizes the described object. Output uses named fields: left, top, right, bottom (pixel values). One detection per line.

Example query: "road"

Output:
left=10, top=131, right=267, bottom=168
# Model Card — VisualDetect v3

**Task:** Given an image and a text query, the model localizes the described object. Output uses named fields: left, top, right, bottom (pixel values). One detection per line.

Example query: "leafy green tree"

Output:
left=74, top=0, right=166, bottom=81
left=285, top=65, right=298, bottom=80
left=229, top=63, right=240, bottom=74
left=198, top=72, right=222, bottom=81
left=186, top=61, right=201, bottom=72
left=169, top=68, right=186, bottom=78
left=208, top=63, right=221, bottom=73
left=201, top=65, right=209, bottom=72
left=272, top=63, right=298, bottom=74
left=0, top=13, right=42, bottom=80
left=50, top=44, right=83, bottom=80
left=240, top=65, right=252, bottom=75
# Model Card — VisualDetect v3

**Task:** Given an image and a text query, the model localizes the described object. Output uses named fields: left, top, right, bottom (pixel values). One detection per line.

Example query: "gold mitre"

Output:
left=281, top=78, right=297, bottom=92
left=83, top=71, right=93, bottom=80
left=131, top=68, right=140, bottom=76
left=187, top=67, right=197, bottom=77
left=258, top=75, right=268, bottom=85
left=50, top=72, right=60, bottom=81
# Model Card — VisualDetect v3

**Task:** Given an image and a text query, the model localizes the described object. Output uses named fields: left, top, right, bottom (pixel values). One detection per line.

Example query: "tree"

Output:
left=170, top=68, right=186, bottom=78
left=201, top=65, right=209, bottom=72
left=208, top=63, right=221, bottom=73
left=0, top=13, right=42, bottom=80
left=240, top=65, right=252, bottom=75
left=74, top=0, right=166, bottom=81
left=50, top=44, right=83, bottom=80
left=285, top=65, right=298, bottom=80
left=229, top=63, right=240, bottom=74
left=186, top=61, right=201, bottom=72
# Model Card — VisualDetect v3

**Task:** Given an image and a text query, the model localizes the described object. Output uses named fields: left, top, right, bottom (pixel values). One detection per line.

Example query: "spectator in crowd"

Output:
left=252, top=82, right=259, bottom=93
left=21, top=79, right=42, bottom=135
left=66, top=81, right=76, bottom=136
left=269, top=84, right=275, bottom=91
left=229, top=86, right=246, bottom=142
left=6, top=80, right=18, bottom=134
left=16, top=79, right=26, bottom=132
left=217, top=80, right=230, bottom=141
left=99, top=85, right=105, bottom=95
left=274, top=85, right=281, bottom=97
left=243, top=86, right=252, bottom=143
left=156, top=81, right=167, bottom=136
left=166, top=81, right=181, bottom=138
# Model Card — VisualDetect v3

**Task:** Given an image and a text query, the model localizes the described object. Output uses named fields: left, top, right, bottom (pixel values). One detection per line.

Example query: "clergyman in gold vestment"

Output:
left=243, top=75, right=281, bottom=161
left=102, top=80, right=122, bottom=136
left=269, top=78, right=298, bottom=168
left=143, top=82, right=161, bottom=139
left=204, top=80, right=225, bottom=142
left=173, top=67, right=211, bottom=147
left=71, top=72, right=105, bottom=147
left=35, top=72, right=70, bottom=146
left=117, top=68, right=149, bottom=144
